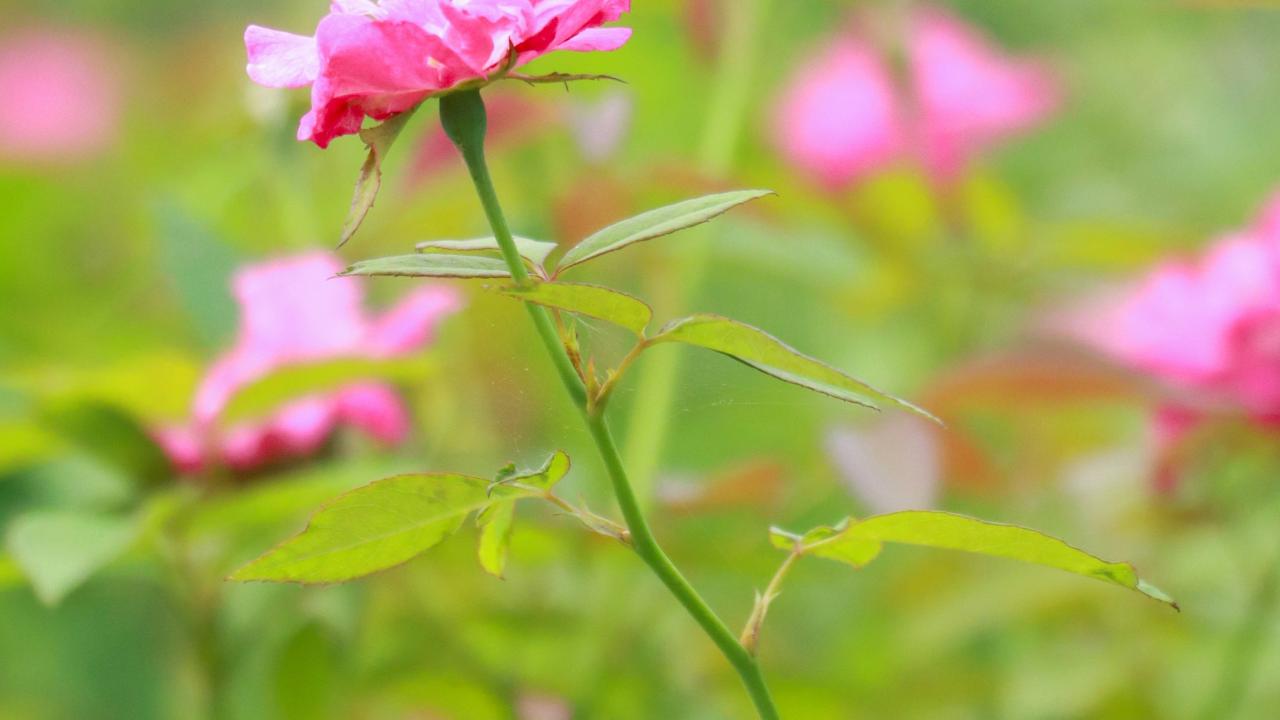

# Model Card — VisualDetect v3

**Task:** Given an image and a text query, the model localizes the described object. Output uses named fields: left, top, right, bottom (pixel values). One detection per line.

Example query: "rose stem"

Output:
left=439, top=88, right=782, bottom=720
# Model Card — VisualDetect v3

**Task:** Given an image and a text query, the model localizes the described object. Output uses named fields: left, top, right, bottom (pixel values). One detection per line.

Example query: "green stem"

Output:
left=439, top=89, right=780, bottom=720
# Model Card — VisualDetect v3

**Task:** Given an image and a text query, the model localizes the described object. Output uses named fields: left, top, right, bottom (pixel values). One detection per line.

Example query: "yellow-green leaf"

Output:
left=555, top=190, right=774, bottom=272
left=476, top=501, right=516, bottom=578
left=417, top=236, right=558, bottom=270
left=653, top=314, right=938, bottom=422
left=777, top=511, right=1177, bottom=608
left=340, top=108, right=419, bottom=248
left=496, top=282, right=652, bottom=336
left=230, top=473, right=510, bottom=584
left=770, top=522, right=881, bottom=568
left=342, top=253, right=512, bottom=279
left=503, top=450, right=571, bottom=491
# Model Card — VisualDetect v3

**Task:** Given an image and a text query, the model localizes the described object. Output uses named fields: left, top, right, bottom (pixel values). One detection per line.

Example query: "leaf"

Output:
left=0, top=456, right=134, bottom=532
left=776, top=511, right=1178, bottom=608
left=555, top=190, right=775, bottom=272
left=494, top=450, right=572, bottom=493
left=476, top=501, right=516, bottom=578
left=506, top=72, right=625, bottom=86
left=40, top=401, right=171, bottom=489
left=417, top=236, right=558, bottom=270
left=6, top=510, right=139, bottom=605
left=340, top=108, right=419, bottom=248
left=476, top=451, right=575, bottom=576
left=230, top=473, right=520, bottom=584
left=185, top=459, right=407, bottom=539
left=341, top=253, right=512, bottom=280
left=770, top=522, right=882, bottom=568
left=222, top=356, right=433, bottom=424
left=153, top=199, right=239, bottom=349
left=653, top=314, right=939, bottom=422
left=496, top=282, right=652, bottom=336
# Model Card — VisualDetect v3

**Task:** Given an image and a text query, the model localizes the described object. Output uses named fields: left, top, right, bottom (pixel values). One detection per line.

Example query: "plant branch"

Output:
left=439, top=89, right=781, bottom=720
left=741, top=549, right=802, bottom=655
left=590, top=338, right=651, bottom=414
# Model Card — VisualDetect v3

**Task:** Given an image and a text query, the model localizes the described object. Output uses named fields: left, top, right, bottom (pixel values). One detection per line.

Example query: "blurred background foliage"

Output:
left=2, top=0, right=1280, bottom=718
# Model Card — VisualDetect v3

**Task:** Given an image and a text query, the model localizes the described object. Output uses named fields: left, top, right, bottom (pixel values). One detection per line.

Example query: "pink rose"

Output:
left=156, top=252, right=462, bottom=474
left=245, top=0, right=632, bottom=148
left=1093, top=191, right=1280, bottom=429
left=773, top=6, right=1059, bottom=188
left=0, top=27, right=122, bottom=164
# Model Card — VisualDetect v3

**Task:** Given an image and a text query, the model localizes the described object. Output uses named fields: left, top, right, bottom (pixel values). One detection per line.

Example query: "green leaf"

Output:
left=476, top=501, right=516, bottom=578
left=6, top=510, right=139, bottom=605
left=496, top=282, right=652, bottom=336
left=506, top=71, right=624, bottom=86
left=653, top=314, right=939, bottom=422
left=229, top=473, right=519, bottom=584
left=770, top=521, right=882, bottom=568
left=555, top=190, right=774, bottom=272
left=417, top=236, right=558, bottom=270
left=40, top=401, right=171, bottom=488
left=340, top=108, right=419, bottom=248
left=475, top=451, right=574, bottom=576
left=0, top=456, right=135, bottom=531
left=341, top=253, right=512, bottom=280
left=185, top=459, right=408, bottom=539
left=153, top=199, right=239, bottom=349
left=777, top=511, right=1177, bottom=608
left=505, top=450, right=571, bottom=491
left=222, top=356, right=433, bottom=424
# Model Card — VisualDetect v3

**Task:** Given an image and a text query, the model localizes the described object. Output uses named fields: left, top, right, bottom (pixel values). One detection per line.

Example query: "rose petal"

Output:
left=245, top=26, right=319, bottom=88
left=367, top=285, right=463, bottom=356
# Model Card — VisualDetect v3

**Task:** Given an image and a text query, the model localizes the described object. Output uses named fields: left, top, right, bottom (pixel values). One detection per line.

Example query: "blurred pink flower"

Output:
left=911, top=8, right=1059, bottom=182
left=0, top=27, right=122, bottom=163
left=773, top=37, right=905, bottom=189
left=245, top=0, right=632, bottom=148
left=773, top=7, right=1058, bottom=188
left=566, top=88, right=632, bottom=162
left=1093, top=191, right=1280, bottom=425
left=157, top=252, right=461, bottom=474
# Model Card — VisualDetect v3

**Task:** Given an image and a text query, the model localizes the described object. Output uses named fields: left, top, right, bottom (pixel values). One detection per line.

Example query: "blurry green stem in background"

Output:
left=622, top=0, right=771, bottom=503
left=439, top=89, right=782, bottom=720
left=1197, top=545, right=1280, bottom=720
